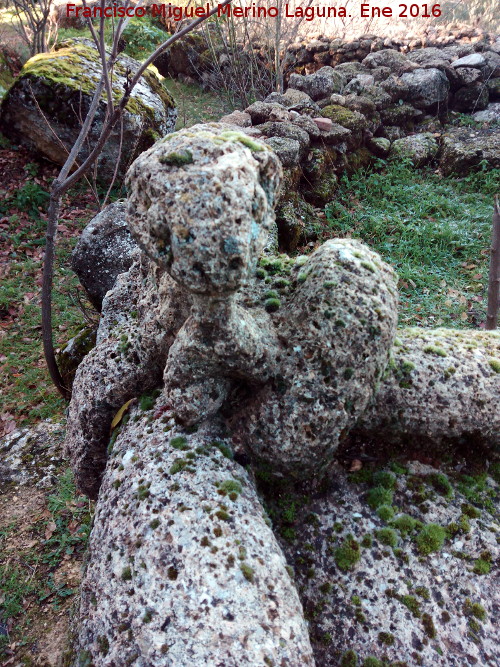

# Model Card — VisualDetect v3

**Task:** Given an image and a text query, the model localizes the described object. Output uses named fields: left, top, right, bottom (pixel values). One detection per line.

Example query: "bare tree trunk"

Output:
left=485, top=197, right=500, bottom=330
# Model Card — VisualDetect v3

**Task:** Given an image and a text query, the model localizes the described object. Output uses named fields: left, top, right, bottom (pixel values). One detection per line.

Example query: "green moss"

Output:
left=240, top=563, right=255, bottom=582
left=321, top=104, right=366, bottom=131
left=159, top=150, right=193, bottom=167
left=137, top=484, right=150, bottom=500
left=217, top=479, right=243, bottom=500
left=139, top=389, right=161, bottom=411
left=150, top=519, right=160, bottom=530
left=361, top=534, right=373, bottom=548
left=265, top=298, right=281, bottom=313
left=366, top=486, right=394, bottom=510
left=473, top=558, right=491, bottom=574
left=169, top=458, right=188, bottom=475
left=463, top=598, right=487, bottom=621
left=376, top=505, right=395, bottom=521
left=121, top=567, right=132, bottom=581
left=414, top=586, right=430, bottom=600
left=97, top=635, right=109, bottom=656
left=340, top=649, right=358, bottom=666
left=488, top=358, right=500, bottom=373
left=426, top=473, right=453, bottom=498
left=372, top=470, right=397, bottom=490
left=361, top=261, right=376, bottom=273
left=334, top=535, right=361, bottom=571
left=423, top=345, right=447, bottom=357
left=378, top=631, right=395, bottom=646
left=461, top=503, right=480, bottom=519
left=376, top=528, right=398, bottom=547
left=215, top=509, right=230, bottom=521
left=363, top=659, right=384, bottom=667
left=416, top=523, right=446, bottom=555
left=422, top=613, right=436, bottom=639
left=170, top=436, right=189, bottom=450
left=400, top=595, right=421, bottom=617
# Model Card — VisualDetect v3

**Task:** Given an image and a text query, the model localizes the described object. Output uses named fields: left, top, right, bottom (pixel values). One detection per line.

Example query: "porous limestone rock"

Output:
left=439, top=126, right=500, bottom=175
left=389, top=133, right=439, bottom=166
left=65, top=255, right=190, bottom=499
left=228, top=239, right=398, bottom=482
left=71, top=201, right=137, bottom=311
left=74, top=409, right=314, bottom=666
left=400, top=67, right=450, bottom=109
left=288, top=67, right=345, bottom=101
left=452, top=82, right=489, bottom=112
left=279, top=461, right=499, bottom=666
left=354, top=328, right=500, bottom=454
left=362, top=49, right=412, bottom=74
left=0, top=39, right=177, bottom=182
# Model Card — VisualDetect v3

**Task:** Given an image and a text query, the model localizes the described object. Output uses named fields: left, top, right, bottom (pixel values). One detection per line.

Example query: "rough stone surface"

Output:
left=74, top=411, right=314, bottom=666
left=389, top=133, right=439, bottom=166
left=451, top=53, right=487, bottom=69
left=439, top=126, right=500, bottom=175
left=400, top=68, right=450, bottom=109
left=0, top=422, right=64, bottom=488
left=473, top=103, right=500, bottom=123
left=228, top=239, right=398, bottom=482
left=71, top=201, right=137, bottom=311
left=289, top=67, right=344, bottom=101
left=355, top=328, right=500, bottom=453
left=0, top=39, right=177, bottom=181
left=281, top=462, right=499, bottom=666
left=363, top=49, right=411, bottom=74
left=452, top=82, right=489, bottom=112
left=264, top=136, right=301, bottom=166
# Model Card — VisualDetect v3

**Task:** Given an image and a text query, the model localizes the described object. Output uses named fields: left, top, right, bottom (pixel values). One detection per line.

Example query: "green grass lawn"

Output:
left=324, top=160, right=499, bottom=328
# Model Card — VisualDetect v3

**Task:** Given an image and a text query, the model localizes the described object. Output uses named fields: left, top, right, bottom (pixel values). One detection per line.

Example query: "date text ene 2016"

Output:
left=361, top=3, right=441, bottom=17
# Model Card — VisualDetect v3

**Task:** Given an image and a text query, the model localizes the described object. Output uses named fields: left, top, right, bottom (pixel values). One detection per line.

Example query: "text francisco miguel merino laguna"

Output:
left=66, top=2, right=357, bottom=20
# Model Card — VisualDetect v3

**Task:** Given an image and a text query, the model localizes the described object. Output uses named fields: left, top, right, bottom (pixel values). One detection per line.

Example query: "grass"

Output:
left=0, top=172, right=93, bottom=427
left=0, top=468, right=92, bottom=662
left=324, top=160, right=499, bottom=328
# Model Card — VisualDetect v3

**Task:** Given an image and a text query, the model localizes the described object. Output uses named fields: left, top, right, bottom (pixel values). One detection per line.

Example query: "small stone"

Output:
left=313, top=117, right=333, bottom=131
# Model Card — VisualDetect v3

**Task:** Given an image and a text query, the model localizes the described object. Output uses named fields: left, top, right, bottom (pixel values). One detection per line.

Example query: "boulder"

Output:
left=72, top=201, right=138, bottom=311
left=483, top=51, right=500, bottom=77
left=407, top=46, right=451, bottom=65
left=355, top=328, right=500, bottom=453
left=472, top=103, right=500, bottom=123
left=257, top=121, right=310, bottom=156
left=362, top=49, right=412, bottom=74
left=366, top=136, right=391, bottom=157
left=455, top=66, right=483, bottom=86
left=362, top=85, right=392, bottom=110
left=265, top=89, right=320, bottom=114
left=379, top=103, right=422, bottom=127
left=279, top=459, right=499, bottom=667
left=451, top=53, right=487, bottom=69
left=389, top=133, right=439, bottom=166
left=74, top=412, right=315, bottom=666
left=245, top=101, right=290, bottom=124
left=439, top=126, right=500, bottom=175
left=0, top=39, right=177, bottom=182
left=487, top=77, right=500, bottom=100
left=264, top=136, right=301, bottom=167
left=400, top=68, right=450, bottom=109
left=288, top=66, right=344, bottom=101
left=218, top=110, right=252, bottom=127
left=452, top=82, right=489, bottom=112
